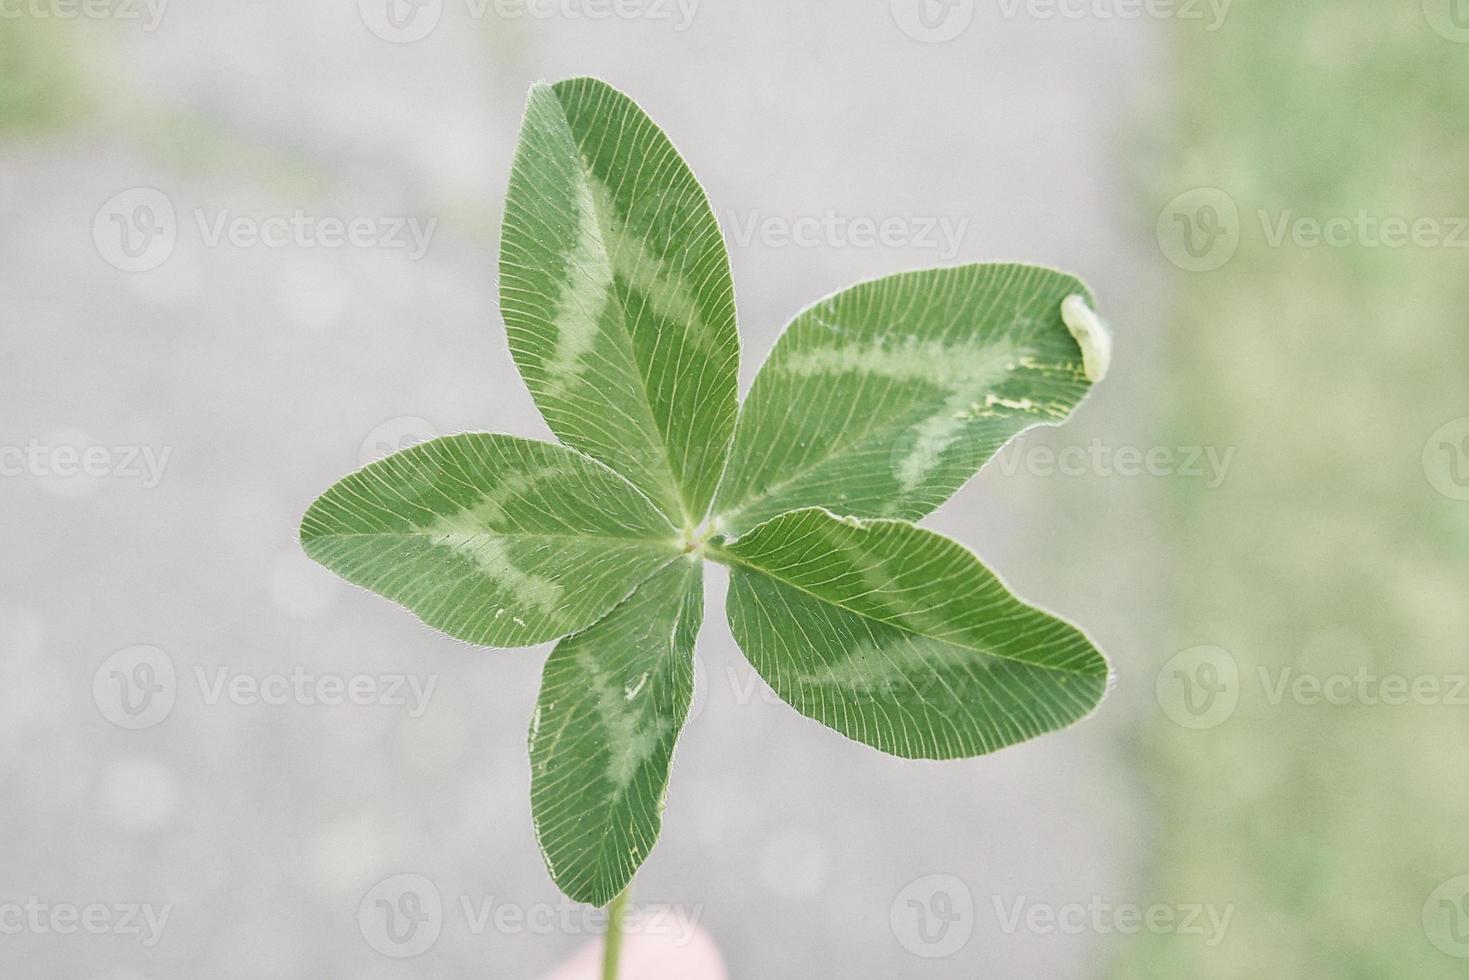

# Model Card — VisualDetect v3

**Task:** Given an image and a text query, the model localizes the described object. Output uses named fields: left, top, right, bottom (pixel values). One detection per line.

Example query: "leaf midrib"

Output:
left=707, top=538, right=1103, bottom=679
left=531, top=558, right=698, bottom=905
left=578, top=566, right=694, bottom=885
left=542, top=82, right=695, bottom=529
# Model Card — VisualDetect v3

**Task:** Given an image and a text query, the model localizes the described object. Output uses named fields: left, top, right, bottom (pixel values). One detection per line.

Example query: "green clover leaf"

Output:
left=302, top=76, right=1111, bottom=911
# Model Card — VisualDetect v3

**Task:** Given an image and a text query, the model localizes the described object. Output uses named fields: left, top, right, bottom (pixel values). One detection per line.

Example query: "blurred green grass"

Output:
left=0, top=17, right=83, bottom=132
left=1116, top=2, right=1469, bottom=977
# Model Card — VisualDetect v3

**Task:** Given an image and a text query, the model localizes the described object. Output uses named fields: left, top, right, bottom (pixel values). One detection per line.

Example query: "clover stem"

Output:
left=601, top=885, right=630, bottom=980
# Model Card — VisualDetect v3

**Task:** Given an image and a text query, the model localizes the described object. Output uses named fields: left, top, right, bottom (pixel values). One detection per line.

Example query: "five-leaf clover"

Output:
left=301, top=76, right=1112, bottom=908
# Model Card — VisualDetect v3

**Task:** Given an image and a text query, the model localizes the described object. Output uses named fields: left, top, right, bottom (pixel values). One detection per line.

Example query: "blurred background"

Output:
left=2, top=1, right=1467, bottom=976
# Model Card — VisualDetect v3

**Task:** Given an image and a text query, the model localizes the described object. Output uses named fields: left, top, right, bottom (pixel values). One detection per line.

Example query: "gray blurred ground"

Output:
left=0, top=2, right=1166, bottom=976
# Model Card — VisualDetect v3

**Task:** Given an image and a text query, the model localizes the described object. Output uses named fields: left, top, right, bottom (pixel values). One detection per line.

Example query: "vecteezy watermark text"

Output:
left=992, top=438, right=1234, bottom=487
left=1156, top=645, right=1469, bottom=729
left=93, top=188, right=438, bottom=272
left=992, top=895, right=1234, bottom=946
left=1258, top=667, right=1469, bottom=708
left=0, top=439, right=170, bottom=488
left=194, top=667, right=438, bottom=715
left=358, top=0, right=699, bottom=43
left=0, top=898, right=170, bottom=947
left=996, top=0, right=1232, bottom=31
left=1157, top=188, right=1469, bottom=271
left=723, top=209, right=970, bottom=259
left=888, top=873, right=1233, bottom=959
left=1257, top=210, right=1469, bottom=250
left=93, top=646, right=438, bottom=729
left=0, top=0, right=167, bottom=30
left=193, top=209, right=436, bottom=258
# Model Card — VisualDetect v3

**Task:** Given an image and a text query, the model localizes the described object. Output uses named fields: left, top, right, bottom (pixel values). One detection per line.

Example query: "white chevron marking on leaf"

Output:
left=544, top=177, right=615, bottom=391
left=715, top=508, right=1108, bottom=760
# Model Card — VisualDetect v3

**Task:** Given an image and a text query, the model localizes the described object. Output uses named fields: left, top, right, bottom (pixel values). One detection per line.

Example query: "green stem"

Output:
left=601, top=886, right=630, bottom=980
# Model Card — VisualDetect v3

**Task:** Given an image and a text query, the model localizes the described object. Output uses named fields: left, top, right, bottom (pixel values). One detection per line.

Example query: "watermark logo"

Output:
left=1423, top=0, right=1469, bottom=42
left=359, top=416, right=440, bottom=467
left=93, top=646, right=177, bottom=730
left=1423, top=875, right=1469, bottom=958
left=1156, top=645, right=1239, bottom=729
left=93, top=188, right=176, bottom=272
left=890, top=0, right=975, bottom=43
left=359, top=874, right=442, bottom=958
left=891, top=874, right=974, bottom=958
left=1423, top=417, right=1469, bottom=501
left=1157, top=188, right=1240, bottom=272
left=358, top=0, right=442, bottom=42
